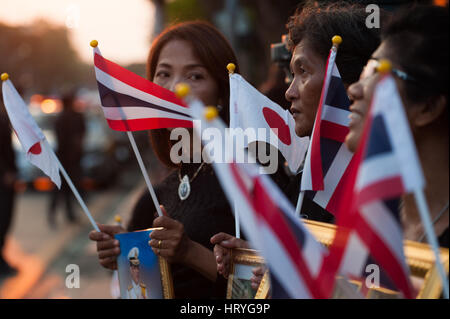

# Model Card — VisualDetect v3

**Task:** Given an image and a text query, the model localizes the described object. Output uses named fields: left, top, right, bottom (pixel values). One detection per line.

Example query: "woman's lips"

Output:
left=290, top=107, right=300, bottom=118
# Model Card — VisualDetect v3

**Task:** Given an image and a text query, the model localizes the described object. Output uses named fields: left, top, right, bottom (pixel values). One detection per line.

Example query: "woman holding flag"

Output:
left=345, top=5, right=449, bottom=248
left=89, top=21, right=241, bottom=298
left=213, top=1, right=383, bottom=284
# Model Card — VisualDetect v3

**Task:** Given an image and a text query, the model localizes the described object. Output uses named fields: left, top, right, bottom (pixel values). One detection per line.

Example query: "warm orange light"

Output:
left=41, top=99, right=58, bottom=114
left=33, top=177, right=54, bottom=192
left=30, top=94, right=43, bottom=103
left=434, top=0, right=447, bottom=6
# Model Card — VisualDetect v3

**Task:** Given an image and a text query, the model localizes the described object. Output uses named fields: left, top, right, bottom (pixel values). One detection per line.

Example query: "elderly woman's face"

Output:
left=345, top=41, right=415, bottom=152
left=153, top=39, right=219, bottom=107
left=285, top=39, right=326, bottom=137
left=345, top=44, right=388, bottom=152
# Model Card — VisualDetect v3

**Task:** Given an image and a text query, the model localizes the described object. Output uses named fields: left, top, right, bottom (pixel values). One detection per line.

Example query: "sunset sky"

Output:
left=0, top=0, right=155, bottom=64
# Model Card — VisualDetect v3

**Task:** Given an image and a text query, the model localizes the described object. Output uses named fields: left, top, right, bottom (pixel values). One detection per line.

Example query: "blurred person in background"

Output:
left=48, top=91, right=86, bottom=228
left=345, top=5, right=449, bottom=248
left=0, top=100, right=18, bottom=280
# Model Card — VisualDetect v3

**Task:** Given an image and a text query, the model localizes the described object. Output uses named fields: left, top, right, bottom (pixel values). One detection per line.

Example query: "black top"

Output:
left=259, top=150, right=335, bottom=224
left=127, top=163, right=235, bottom=299
left=0, top=111, right=17, bottom=189
left=439, top=227, right=449, bottom=249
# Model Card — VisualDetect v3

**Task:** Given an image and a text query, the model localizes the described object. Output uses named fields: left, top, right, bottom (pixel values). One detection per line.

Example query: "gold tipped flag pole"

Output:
left=376, top=60, right=448, bottom=299
left=295, top=35, right=343, bottom=218
left=1, top=73, right=100, bottom=232
left=226, top=63, right=241, bottom=238
left=91, top=40, right=165, bottom=217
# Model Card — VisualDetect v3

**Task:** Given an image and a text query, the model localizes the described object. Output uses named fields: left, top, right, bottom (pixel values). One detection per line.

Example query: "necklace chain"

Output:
left=178, top=162, right=206, bottom=183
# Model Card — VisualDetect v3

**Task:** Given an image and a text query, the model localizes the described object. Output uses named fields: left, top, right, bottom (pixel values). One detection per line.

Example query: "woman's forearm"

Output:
left=182, top=239, right=218, bottom=282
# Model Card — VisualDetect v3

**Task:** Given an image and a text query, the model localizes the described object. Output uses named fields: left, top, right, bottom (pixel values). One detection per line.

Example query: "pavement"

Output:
left=0, top=161, right=170, bottom=299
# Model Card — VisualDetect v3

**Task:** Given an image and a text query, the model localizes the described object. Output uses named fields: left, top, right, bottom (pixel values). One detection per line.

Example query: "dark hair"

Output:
left=286, top=1, right=382, bottom=85
left=146, top=21, right=239, bottom=168
left=381, top=5, right=448, bottom=105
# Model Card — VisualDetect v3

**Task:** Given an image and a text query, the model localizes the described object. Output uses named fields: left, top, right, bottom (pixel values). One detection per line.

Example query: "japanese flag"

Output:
left=229, top=73, right=309, bottom=174
left=2, top=76, right=61, bottom=188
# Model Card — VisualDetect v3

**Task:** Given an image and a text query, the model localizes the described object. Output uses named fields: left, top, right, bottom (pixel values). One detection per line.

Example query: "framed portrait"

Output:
left=226, top=248, right=269, bottom=299
left=303, top=219, right=450, bottom=299
left=115, top=228, right=174, bottom=299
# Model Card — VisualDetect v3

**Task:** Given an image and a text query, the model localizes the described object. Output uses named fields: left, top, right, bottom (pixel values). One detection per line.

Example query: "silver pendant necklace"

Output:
left=178, top=162, right=206, bottom=201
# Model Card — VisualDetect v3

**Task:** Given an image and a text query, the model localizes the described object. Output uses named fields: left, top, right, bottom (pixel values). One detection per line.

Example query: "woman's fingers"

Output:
left=98, top=247, right=120, bottom=259
left=96, top=239, right=119, bottom=252
left=210, top=232, right=233, bottom=245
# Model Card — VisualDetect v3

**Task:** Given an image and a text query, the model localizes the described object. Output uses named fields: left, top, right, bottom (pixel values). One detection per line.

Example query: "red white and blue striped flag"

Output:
left=189, top=99, right=330, bottom=299
left=319, top=74, right=424, bottom=299
left=92, top=45, right=192, bottom=131
left=300, top=47, right=356, bottom=216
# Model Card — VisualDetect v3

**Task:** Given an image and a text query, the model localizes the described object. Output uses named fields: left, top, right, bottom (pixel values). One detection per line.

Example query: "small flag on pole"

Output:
left=1, top=73, right=61, bottom=188
left=2, top=72, right=100, bottom=231
left=91, top=40, right=192, bottom=131
left=300, top=36, right=356, bottom=217
left=229, top=70, right=309, bottom=174
left=320, top=70, right=423, bottom=299
left=189, top=98, right=330, bottom=299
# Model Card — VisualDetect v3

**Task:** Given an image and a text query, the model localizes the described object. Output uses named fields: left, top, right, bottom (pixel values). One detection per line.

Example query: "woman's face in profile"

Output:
left=153, top=39, right=219, bottom=107
left=345, top=41, right=413, bottom=153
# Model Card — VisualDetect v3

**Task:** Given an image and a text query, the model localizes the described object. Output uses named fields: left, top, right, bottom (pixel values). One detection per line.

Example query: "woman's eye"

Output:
left=156, top=71, right=170, bottom=79
left=188, top=73, right=204, bottom=81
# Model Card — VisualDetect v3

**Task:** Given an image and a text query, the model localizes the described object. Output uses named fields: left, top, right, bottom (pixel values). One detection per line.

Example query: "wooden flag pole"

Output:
left=43, top=139, right=100, bottom=232
left=414, top=189, right=449, bottom=299
left=126, top=131, right=163, bottom=217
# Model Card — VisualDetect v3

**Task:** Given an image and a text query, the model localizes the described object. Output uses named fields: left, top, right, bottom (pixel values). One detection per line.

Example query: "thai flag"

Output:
left=319, top=74, right=424, bottom=299
left=300, top=48, right=356, bottom=216
left=189, top=100, right=330, bottom=299
left=92, top=45, right=192, bottom=131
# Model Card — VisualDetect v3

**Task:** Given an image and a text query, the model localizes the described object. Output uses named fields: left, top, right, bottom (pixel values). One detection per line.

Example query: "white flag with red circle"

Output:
left=2, top=78, right=61, bottom=188
left=229, top=73, right=308, bottom=174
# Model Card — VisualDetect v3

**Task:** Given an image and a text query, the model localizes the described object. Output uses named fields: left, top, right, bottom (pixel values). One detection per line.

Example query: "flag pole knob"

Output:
left=114, top=215, right=122, bottom=224
left=1, top=73, right=9, bottom=81
left=90, top=40, right=99, bottom=48
left=332, top=35, right=342, bottom=47
left=175, top=83, right=190, bottom=98
left=204, top=106, right=219, bottom=121
left=227, top=63, right=236, bottom=74
left=376, top=59, right=392, bottom=74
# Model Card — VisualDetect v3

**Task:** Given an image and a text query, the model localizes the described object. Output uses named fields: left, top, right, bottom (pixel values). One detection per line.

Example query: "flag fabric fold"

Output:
left=92, top=46, right=192, bottom=131
left=2, top=77, right=61, bottom=188
left=229, top=73, right=309, bottom=174
left=190, top=100, right=330, bottom=298
left=320, top=74, right=423, bottom=299
left=300, top=48, right=355, bottom=216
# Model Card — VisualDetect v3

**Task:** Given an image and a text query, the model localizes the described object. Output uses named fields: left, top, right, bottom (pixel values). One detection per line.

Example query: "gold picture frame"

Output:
left=158, top=256, right=175, bottom=299
left=226, top=248, right=269, bottom=299
left=303, top=219, right=449, bottom=299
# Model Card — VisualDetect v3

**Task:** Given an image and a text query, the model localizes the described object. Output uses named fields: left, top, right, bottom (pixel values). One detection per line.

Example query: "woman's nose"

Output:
left=168, top=76, right=184, bottom=93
